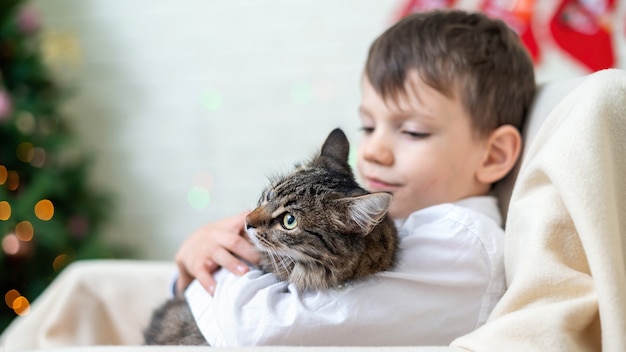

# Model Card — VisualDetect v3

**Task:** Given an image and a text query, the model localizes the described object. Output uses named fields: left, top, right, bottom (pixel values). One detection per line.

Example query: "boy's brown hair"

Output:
left=365, top=9, right=536, bottom=138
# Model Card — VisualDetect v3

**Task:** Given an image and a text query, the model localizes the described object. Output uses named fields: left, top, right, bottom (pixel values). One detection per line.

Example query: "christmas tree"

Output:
left=0, top=1, right=123, bottom=333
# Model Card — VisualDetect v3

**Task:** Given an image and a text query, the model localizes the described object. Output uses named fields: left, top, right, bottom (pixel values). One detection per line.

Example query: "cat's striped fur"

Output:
left=144, top=128, right=398, bottom=345
left=246, top=128, right=398, bottom=291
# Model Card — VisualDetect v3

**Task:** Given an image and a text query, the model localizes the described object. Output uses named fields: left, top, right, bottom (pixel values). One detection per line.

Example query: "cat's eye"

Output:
left=281, top=213, right=297, bottom=230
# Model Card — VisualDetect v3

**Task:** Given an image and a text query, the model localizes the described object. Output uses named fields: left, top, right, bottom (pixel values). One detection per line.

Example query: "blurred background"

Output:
left=1, top=0, right=625, bottom=332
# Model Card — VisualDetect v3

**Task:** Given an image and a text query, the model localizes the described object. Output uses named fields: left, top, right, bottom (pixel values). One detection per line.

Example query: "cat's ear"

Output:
left=337, top=192, right=392, bottom=235
left=317, top=128, right=352, bottom=175
left=321, top=128, right=350, bottom=163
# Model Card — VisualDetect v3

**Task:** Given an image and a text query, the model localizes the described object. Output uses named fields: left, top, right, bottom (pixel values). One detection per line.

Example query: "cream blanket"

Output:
left=454, top=68, right=626, bottom=351
left=1, top=69, right=625, bottom=351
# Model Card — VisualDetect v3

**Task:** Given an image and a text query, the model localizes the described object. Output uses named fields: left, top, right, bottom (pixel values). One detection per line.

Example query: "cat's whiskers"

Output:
left=278, top=255, right=295, bottom=277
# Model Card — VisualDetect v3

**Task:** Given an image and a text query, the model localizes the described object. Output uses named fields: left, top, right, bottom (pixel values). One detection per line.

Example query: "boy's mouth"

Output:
left=363, top=176, right=399, bottom=192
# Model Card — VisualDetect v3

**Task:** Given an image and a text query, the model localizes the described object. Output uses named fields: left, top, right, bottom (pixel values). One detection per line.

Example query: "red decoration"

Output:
left=481, top=0, right=540, bottom=63
left=549, top=0, right=615, bottom=71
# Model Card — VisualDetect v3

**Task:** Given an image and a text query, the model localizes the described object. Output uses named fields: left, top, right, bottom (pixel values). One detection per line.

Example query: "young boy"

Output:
left=176, top=9, right=535, bottom=346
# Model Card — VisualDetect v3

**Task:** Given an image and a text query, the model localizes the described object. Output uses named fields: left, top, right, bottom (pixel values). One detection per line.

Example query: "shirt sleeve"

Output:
left=187, top=202, right=504, bottom=346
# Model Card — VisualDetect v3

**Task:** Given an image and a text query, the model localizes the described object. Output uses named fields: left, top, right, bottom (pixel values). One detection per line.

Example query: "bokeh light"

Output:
left=188, top=186, right=211, bottom=210
left=30, top=148, right=46, bottom=168
left=53, top=254, right=68, bottom=272
left=15, top=111, right=36, bottom=135
left=15, top=221, right=34, bottom=242
left=6, top=170, right=19, bottom=190
left=35, top=199, right=54, bottom=220
left=4, top=289, right=31, bottom=316
left=349, top=147, right=358, bottom=169
left=201, top=88, right=223, bottom=112
left=12, top=296, right=30, bottom=316
left=0, top=201, right=11, bottom=220
left=4, top=289, right=20, bottom=308
left=2, top=234, right=19, bottom=255
left=0, top=165, right=7, bottom=184
left=16, top=142, right=34, bottom=162
left=291, top=82, right=313, bottom=104
left=192, top=171, right=214, bottom=189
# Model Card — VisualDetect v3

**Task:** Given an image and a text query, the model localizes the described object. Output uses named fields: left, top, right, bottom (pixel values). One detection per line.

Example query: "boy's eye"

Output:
left=281, top=213, right=297, bottom=230
left=403, top=131, right=430, bottom=139
left=360, top=126, right=374, bottom=134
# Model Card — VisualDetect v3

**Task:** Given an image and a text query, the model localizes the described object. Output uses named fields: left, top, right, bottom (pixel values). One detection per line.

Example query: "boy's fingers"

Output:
left=213, top=246, right=250, bottom=277
left=176, top=268, right=193, bottom=294
left=239, top=243, right=261, bottom=264
left=195, top=270, right=217, bottom=295
left=224, top=210, right=250, bottom=231
left=220, top=231, right=261, bottom=265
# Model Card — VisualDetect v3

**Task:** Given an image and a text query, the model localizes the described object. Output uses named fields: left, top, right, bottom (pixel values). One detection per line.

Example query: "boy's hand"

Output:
left=175, top=211, right=261, bottom=295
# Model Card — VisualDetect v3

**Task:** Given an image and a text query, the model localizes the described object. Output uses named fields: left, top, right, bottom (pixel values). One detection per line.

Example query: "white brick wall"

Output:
left=33, top=0, right=626, bottom=259
left=32, top=0, right=396, bottom=258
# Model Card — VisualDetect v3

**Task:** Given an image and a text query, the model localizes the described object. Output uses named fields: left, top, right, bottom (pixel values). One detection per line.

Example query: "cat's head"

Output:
left=245, top=128, right=392, bottom=265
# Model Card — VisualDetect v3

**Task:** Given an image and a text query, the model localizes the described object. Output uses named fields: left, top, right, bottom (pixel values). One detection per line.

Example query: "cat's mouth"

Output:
left=246, top=228, right=277, bottom=254
left=245, top=228, right=264, bottom=248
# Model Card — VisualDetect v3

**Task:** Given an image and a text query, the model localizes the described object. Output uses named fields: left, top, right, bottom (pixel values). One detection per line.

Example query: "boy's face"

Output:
left=357, top=73, right=490, bottom=219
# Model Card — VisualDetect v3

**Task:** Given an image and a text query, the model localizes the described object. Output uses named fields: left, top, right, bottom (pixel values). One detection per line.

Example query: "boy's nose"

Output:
left=362, top=133, right=393, bottom=166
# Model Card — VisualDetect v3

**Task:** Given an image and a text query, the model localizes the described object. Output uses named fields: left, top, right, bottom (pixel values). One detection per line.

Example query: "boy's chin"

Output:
left=387, top=204, right=411, bottom=220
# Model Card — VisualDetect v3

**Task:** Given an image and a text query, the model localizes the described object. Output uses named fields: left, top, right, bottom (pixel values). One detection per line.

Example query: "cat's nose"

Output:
left=245, top=207, right=264, bottom=230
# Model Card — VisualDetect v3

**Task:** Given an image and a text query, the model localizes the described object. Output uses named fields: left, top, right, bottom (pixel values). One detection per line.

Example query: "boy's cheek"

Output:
left=354, top=159, right=367, bottom=187
left=387, top=198, right=411, bottom=220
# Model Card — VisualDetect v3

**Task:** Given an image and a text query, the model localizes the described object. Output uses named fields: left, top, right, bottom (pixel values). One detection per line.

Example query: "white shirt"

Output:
left=184, top=196, right=505, bottom=346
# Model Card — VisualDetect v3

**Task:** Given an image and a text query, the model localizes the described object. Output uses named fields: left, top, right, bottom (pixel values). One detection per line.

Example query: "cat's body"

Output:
left=144, top=128, right=398, bottom=345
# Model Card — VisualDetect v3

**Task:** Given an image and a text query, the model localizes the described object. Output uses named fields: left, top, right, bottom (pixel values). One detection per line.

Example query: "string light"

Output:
left=15, top=221, right=34, bottom=242
left=52, top=254, right=68, bottom=272
left=30, top=147, right=46, bottom=167
left=2, top=234, right=19, bottom=255
left=4, top=290, right=19, bottom=308
left=0, top=201, right=11, bottom=221
left=11, top=296, right=30, bottom=316
left=34, top=199, right=54, bottom=220
left=15, top=111, right=36, bottom=135
left=16, top=142, right=35, bottom=163
left=4, top=289, right=30, bottom=316
left=6, top=170, right=19, bottom=191
left=0, top=165, right=7, bottom=184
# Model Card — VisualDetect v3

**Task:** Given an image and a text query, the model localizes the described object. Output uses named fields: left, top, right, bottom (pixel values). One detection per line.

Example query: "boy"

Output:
left=175, top=9, right=535, bottom=346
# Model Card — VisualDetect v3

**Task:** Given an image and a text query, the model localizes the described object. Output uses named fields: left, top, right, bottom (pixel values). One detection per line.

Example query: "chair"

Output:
left=2, top=69, right=625, bottom=352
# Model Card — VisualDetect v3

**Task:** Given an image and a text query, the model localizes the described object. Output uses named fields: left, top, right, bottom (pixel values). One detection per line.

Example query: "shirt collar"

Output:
left=393, top=196, right=503, bottom=229
left=453, top=196, right=502, bottom=227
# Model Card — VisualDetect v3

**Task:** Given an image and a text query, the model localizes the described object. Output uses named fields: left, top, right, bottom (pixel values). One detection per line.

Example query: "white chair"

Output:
left=2, top=69, right=625, bottom=352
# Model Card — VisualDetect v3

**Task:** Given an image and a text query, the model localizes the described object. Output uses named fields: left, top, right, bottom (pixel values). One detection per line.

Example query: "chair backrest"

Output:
left=493, top=75, right=588, bottom=221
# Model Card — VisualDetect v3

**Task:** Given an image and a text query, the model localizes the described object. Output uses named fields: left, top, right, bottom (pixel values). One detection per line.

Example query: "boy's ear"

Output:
left=476, top=125, right=522, bottom=185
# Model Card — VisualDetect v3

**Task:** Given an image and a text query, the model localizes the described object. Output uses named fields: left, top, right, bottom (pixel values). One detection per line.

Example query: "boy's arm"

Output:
left=186, top=208, right=503, bottom=346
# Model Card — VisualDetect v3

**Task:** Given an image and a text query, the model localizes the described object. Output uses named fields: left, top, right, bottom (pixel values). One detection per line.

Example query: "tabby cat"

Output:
left=143, top=128, right=398, bottom=345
